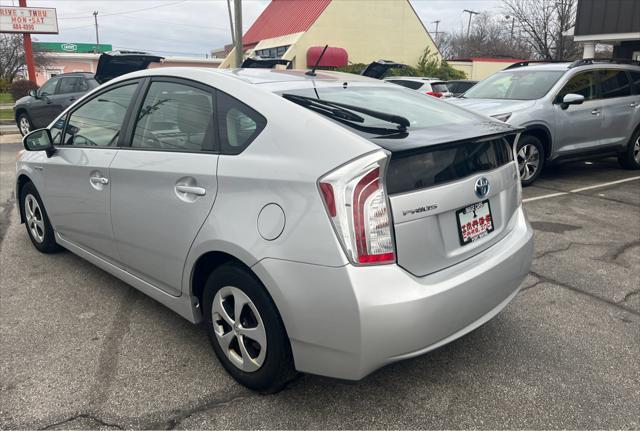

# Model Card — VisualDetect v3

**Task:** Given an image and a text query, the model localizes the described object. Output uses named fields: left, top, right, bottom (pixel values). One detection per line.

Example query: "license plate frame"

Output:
left=456, top=200, right=495, bottom=246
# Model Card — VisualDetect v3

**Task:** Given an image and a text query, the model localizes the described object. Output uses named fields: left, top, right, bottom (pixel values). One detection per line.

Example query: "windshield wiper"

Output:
left=282, top=93, right=410, bottom=132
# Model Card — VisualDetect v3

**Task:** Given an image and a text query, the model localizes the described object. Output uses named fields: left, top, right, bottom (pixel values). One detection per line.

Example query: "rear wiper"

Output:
left=282, top=93, right=410, bottom=132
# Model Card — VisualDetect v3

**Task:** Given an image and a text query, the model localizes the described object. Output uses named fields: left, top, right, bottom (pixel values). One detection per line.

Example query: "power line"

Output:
left=58, top=1, right=188, bottom=20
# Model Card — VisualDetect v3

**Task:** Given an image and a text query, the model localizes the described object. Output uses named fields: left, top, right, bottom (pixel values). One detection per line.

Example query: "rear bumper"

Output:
left=253, top=205, right=533, bottom=380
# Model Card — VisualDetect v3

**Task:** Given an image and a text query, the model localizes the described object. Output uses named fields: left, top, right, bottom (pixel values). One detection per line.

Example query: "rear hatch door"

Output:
left=361, top=60, right=406, bottom=79
left=373, top=122, right=522, bottom=277
left=95, top=51, right=164, bottom=84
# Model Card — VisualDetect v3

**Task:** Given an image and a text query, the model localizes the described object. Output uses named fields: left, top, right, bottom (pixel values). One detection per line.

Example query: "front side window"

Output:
left=63, top=83, right=137, bottom=147
left=217, top=91, right=266, bottom=155
left=38, top=78, right=58, bottom=97
left=132, top=81, right=215, bottom=152
left=58, top=77, right=90, bottom=94
left=464, top=70, right=565, bottom=100
left=599, top=69, right=631, bottom=98
left=557, top=71, right=597, bottom=101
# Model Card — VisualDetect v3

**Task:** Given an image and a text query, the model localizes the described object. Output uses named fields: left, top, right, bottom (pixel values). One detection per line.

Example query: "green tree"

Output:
left=336, top=48, right=466, bottom=80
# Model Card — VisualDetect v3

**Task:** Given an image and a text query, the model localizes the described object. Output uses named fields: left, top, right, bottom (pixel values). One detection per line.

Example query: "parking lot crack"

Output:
left=529, top=270, right=640, bottom=317
left=39, top=413, right=123, bottom=430
left=155, top=393, right=250, bottom=430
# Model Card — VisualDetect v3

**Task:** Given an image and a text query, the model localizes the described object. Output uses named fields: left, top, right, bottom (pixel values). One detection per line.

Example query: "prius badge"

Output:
left=474, top=177, right=490, bottom=199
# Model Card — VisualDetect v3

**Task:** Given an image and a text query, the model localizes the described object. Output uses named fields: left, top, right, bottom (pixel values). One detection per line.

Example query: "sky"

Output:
left=3, top=0, right=504, bottom=57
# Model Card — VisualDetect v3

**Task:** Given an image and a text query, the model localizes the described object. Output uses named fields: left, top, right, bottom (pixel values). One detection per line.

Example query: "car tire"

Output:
left=20, top=182, right=61, bottom=253
left=618, top=127, right=640, bottom=170
left=516, top=135, right=545, bottom=187
left=17, top=113, right=33, bottom=136
left=202, top=262, right=297, bottom=393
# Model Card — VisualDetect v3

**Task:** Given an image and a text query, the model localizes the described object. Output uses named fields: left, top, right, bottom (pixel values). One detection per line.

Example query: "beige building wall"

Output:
left=291, top=0, right=439, bottom=68
left=449, top=59, right=521, bottom=81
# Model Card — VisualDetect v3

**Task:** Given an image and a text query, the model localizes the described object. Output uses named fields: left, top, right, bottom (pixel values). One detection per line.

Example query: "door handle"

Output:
left=591, top=109, right=600, bottom=115
left=629, top=102, right=637, bottom=108
left=69, top=97, right=77, bottom=102
left=175, top=185, right=206, bottom=196
left=90, top=176, right=109, bottom=185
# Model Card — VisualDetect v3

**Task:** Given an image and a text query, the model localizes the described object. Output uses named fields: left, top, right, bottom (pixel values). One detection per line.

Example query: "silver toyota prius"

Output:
left=16, top=66, right=534, bottom=392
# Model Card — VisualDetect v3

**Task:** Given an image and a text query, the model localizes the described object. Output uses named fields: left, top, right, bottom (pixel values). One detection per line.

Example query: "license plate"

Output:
left=456, top=200, right=494, bottom=246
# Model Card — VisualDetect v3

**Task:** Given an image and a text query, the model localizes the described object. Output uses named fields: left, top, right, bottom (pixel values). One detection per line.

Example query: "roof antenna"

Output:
left=306, top=44, right=328, bottom=77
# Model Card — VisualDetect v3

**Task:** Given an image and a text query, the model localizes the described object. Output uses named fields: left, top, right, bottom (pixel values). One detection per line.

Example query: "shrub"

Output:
left=9, top=79, right=38, bottom=100
left=0, top=78, right=10, bottom=93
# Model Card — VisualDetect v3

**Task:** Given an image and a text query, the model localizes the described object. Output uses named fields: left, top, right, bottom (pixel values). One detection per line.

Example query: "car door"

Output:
left=109, top=78, right=219, bottom=296
left=597, top=69, right=638, bottom=147
left=553, top=70, right=605, bottom=154
left=43, top=80, right=141, bottom=261
left=29, top=76, right=60, bottom=128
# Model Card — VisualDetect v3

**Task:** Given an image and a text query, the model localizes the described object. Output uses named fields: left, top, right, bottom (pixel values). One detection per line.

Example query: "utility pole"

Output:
left=92, top=11, right=99, bottom=45
left=505, top=15, right=515, bottom=39
left=463, top=9, right=479, bottom=39
left=18, top=0, right=36, bottom=83
left=226, top=0, right=235, bottom=45
left=233, top=0, right=243, bottom=67
left=432, top=20, right=441, bottom=46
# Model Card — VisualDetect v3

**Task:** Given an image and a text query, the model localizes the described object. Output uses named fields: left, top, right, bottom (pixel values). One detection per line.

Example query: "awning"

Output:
left=306, top=46, right=348, bottom=67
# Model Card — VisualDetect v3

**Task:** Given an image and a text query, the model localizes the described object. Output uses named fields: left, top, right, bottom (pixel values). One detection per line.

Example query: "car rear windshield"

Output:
left=430, top=83, right=449, bottom=93
left=463, top=70, right=565, bottom=100
left=282, top=85, right=479, bottom=130
left=386, top=138, right=514, bottom=194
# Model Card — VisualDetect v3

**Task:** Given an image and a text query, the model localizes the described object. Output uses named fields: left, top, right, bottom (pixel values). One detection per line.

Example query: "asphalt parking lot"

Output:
left=1, top=133, right=638, bottom=429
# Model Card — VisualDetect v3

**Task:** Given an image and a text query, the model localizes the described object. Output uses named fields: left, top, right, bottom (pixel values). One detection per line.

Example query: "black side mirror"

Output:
left=23, top=129, right=55, bottom=157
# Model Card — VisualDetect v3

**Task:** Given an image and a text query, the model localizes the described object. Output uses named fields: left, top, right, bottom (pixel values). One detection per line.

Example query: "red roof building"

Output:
left=221, top=0, right=440, bottom=70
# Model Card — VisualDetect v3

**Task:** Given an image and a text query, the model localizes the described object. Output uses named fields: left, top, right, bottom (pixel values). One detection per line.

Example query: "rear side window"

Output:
left=387, top=80, right=423, bottom=91
left=598, top=70, right=631, bottom=98
left=217, top=91, right=266, bottom=155
left=63, top=83, right=137, bottom=147
left=631, top=71, right=640, bottom=94
left=132, top=81, right=215, bottom=152
left=557, top=71, right=597, bottom=101
left=386, top=139, right=513, bottom=195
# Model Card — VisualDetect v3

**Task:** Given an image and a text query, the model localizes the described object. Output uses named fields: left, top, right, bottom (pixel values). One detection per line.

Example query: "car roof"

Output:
left=50, top=71, right=95, bottom=78
left=501, top=61, right=639, bottom=73
left=215, top=68, right=379, bottom=85
left=384, top=76, right=441, bottom=81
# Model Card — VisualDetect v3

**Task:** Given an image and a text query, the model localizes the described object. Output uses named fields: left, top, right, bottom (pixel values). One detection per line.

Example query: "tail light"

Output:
left=426, top=91, right=443, bottom=98
left=318, top=152, right=395, bottom=265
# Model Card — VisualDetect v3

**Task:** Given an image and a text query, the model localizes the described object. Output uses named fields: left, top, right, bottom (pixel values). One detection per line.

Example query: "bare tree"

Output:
left=439, top=12, right=532, bottom=60
left=502, top=0, right=580, bottom=60
left=0, top=34, right=50, bottom=82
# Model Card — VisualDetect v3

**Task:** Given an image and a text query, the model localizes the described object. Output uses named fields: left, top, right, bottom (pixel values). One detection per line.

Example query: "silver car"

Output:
left=450, top=60, right=640, bottom=185
left=16, top=67, right=533, bottom=392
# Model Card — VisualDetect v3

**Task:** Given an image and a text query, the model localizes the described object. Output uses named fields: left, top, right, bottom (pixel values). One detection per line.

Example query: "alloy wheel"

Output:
left=634, top=135, right=640, bottom=164
left=212, top=286, right=267, bottom=372
left=517, top=143, right=540, bottom=181
left=25, top=194, right=45, bottom=243
left=19, top=117, right=30, bottom=135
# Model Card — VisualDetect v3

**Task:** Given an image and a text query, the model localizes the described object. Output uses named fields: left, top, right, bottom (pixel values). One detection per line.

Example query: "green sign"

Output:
left=33, top=42, right=112, bottom=53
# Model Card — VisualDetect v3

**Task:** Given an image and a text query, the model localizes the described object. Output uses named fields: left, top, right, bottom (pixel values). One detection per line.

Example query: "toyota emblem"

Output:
left=474, top=177, right=490, bottom=198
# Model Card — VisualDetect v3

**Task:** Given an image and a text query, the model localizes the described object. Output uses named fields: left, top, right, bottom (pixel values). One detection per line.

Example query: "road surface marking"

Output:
left=523, top=176, right=640, bottom=203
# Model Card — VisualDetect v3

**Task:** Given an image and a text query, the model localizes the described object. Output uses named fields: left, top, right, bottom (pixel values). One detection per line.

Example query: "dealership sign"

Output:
left=34, top=42, right=113, bottom=53
left=0, top=6, right=58, bottom=34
